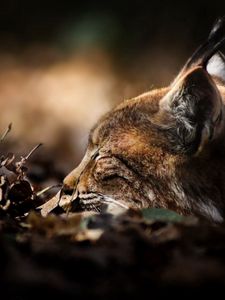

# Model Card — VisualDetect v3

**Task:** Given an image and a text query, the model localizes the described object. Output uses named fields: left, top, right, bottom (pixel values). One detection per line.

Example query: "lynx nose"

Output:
left=62, top=184, right=74, bottom=196
left=63, top=170, right=78, bottom=191
left=62, top=170, right=80, bottom=203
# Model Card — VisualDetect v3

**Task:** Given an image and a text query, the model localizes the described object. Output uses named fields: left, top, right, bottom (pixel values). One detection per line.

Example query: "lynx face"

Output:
left=63, top=18, right=225, bottom=222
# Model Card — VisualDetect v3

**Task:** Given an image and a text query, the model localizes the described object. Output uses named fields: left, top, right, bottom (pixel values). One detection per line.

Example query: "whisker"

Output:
left=79, top=193, right=99, bottom=199
left=79, top=192, right=128, bottom=213
left=81, top=198, right=101, bottom=204
left=92, top=204, right=100, bottom=213
left=99, top=194, right=129, bottom=209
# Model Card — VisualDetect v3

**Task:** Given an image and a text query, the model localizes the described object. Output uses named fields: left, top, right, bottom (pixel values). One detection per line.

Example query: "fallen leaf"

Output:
left=39, top=191, right=61, bottom=217
left=142, top=208, right=185, bottom=223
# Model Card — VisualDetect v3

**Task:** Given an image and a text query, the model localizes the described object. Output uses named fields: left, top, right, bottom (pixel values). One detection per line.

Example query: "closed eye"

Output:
left=93, top=155, right=138, bottom=185
left=101, top=173, right=126, bottom=181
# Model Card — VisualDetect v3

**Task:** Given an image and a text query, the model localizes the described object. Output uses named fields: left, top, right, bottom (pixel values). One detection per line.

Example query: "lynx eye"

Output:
left=101, top=173, right=125, bottom=182
left=94, top=165, right=124, bottom=182
left=93, top=156, right=134, bottom=185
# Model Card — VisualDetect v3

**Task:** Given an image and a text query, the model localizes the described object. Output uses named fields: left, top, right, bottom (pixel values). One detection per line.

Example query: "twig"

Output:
left=24, top=143, right=43, bottom=161
left=36, top=184, right=62, bottom=197
left=17, top=143, right=43, bottom=167
left=16, top=143, right=43, bottom=177
left=0, top=123, right=12, bottom=142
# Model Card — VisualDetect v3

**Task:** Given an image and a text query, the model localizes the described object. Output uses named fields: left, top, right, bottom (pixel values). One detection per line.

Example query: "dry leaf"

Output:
left=39, top=191, right=61, bottom=217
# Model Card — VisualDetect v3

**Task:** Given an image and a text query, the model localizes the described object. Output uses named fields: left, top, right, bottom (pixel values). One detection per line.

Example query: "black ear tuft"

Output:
left=175, top=16, right=225, bottom=83
left=208, top=17, right=225, bottom=42
left=188, top=16, right=225, bottom=69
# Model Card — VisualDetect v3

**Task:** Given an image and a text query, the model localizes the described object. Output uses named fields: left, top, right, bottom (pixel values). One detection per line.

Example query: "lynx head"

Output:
left=63, top=17, right=225, bottom=221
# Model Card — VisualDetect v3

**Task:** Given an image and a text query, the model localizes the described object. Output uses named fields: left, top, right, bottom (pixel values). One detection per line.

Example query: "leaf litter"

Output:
left=1, top=125, right=225, bottom=298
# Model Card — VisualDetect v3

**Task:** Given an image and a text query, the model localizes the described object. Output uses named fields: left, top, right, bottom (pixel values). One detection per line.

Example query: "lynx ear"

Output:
left=158, top=66, right=223, bottom=154
left=157, top=17, right=225, bottom=154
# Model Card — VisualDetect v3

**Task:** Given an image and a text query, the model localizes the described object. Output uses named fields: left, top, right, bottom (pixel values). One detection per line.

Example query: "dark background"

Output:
left=0, top=0, right=224, bottom=59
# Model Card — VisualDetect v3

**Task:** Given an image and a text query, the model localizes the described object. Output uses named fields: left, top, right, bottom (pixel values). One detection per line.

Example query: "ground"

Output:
left=1, top=132, right=225, bottom=299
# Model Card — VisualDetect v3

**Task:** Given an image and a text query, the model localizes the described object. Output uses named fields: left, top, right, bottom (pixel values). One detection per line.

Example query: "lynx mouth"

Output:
left=79, top=194, right=103, bottom=212
left=78, top=193, right=129, bottom=214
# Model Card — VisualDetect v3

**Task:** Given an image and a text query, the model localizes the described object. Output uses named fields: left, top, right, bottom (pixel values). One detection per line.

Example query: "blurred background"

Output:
left=0, top=0, right=225, bottom=184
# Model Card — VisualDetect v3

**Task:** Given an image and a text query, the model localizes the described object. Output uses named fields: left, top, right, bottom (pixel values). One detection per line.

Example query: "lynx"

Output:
left=62, top=17, right=225, bottom=222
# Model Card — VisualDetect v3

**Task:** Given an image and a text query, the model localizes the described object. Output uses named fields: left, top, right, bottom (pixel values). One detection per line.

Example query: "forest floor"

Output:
left=1, top=127, right=225, bottom=299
